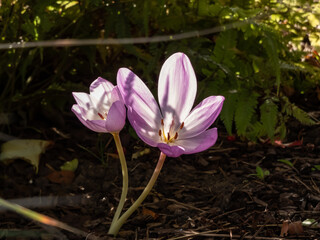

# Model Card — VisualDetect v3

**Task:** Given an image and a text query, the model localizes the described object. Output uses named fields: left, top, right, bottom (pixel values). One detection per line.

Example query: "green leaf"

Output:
left=308, top=14, right=320, bottom=28
left=282, top=96, right=315, bottom=126
left=302, top=219, right=318, bottom=228
left=220, top=91, right=238, bottom=135
left=234, top=90, right=259, bottom=136
left=256, top=166, right=264, bottom=179
left=291, top=105, right=316, bottom=126
left=262, top=30, right=281, bottom=95
left=60, top=158, right=78, bottom=172
left=260, top=99, right=278, bottom=139
left=132, top=148, right=151, bottom=160
left=278, top=159, right=294, bottom=167
left=213, top=29, right=238, bottom=68
left=255, top=166, right=269, bottom=180
left=246, top=121, right=263, bottom=141
left=312, top=165, right=320, bottom=171
left=278, top=120, right=287, bottom=140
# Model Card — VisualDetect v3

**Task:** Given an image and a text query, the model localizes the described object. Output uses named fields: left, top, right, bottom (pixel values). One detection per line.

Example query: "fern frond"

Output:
left=277, top=121, right=287, bottom=140
left=281, top=96, right=315, bottom=126
left=213, top=29, right=237, bottom=68
left=246, top=121, right=263, bottom=141
left=291, top=105, right=315, bottom=126
left=235, top=90, right=259, bottom=136
left=220, top=91, right=239, bottom=135
left=262, top=33, right=281, bottom=95
left=260, top=99, right=278, bottom=139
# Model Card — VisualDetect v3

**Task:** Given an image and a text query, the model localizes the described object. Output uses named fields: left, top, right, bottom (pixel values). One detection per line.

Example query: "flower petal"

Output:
left=90, top=77, right=114, bottom=94
left=104, top=101, right=126, bottom=132
left=157, top=143, right=185, bottom=158
left=72, top=92, right=94, bottom=110
left=72, top=105, right=108, bottom=132
left=90, top=78, right=119, bottom=114
left=158, top=53, right=197, bottom=129
left=157, top=128, right=218, bottom=157
left=127, top=108, right=160, bottom=147
left=179, top=96, right=225, bottom=138
left=117, top=68, right=162, bottom=129
left=175, top=128, right=218, bottom=155
left=72, top=92, right=101, bottom=120
left=110, top=86, right=122, bottom=103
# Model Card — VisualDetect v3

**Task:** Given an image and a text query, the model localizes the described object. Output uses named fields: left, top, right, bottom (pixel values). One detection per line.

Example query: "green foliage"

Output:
left=220, top=91, right=238, bottom=135
left=261, top=27, right=281, bottom=94
left=260, top=99, right=278, bottom=139
left=281, top=96, right=316, bottom=126
left=312, top=165, right=320, bottom=171
left=278, top=159, right=294, bottom=168
left=235, top=90, right=259, bottom=136
left=251, top=166, right=270, bottom=180
left=199, top=0, right=319, bottom=141
left=0, top=0, right=319, bottom=141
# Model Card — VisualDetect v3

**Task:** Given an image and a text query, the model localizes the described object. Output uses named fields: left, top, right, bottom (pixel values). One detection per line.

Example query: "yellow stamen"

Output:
left=159, top=119, right=183, bottom=143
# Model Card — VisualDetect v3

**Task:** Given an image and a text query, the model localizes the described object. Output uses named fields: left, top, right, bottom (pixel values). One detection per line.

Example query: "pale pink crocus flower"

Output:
left=117, top=52, right=225, bottom=157
left=72, top=77, right=128, bottom=233
left=72, top=77, right=126, bottom=133
left=107, top=53, right=225, bottom=236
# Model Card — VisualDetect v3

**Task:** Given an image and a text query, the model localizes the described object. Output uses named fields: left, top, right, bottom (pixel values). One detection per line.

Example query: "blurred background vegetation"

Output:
left=0, top=0, right=319, bottom=141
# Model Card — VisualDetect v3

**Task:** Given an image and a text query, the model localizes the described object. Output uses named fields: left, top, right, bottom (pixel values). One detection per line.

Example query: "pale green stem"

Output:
left=108, top=152, right=167, bottom=236
left=108, top=132, right=129, bottom=229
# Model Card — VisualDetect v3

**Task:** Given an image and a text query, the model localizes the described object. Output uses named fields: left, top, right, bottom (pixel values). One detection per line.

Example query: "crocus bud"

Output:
left=72, top=77, right=126, bottom=133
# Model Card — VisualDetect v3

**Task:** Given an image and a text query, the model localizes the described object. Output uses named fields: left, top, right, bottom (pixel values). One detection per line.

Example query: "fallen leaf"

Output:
left=142, top=207, right=159, bottom=220
left=288, top=221, right=304, bottom=235
left=280, top=220, right=289, bottom=237
left=0, top=139, right=53, bottom=173
left=132, top=148, right=151, bottom=160
left=107, top=153, right=119, bottom=159
left=47, top=170, right=75, bottom=184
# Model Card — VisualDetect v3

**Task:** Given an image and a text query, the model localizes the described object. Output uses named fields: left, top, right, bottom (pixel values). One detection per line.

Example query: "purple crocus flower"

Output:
left=117, top=52, right=225, bottom=157
left=72, top=77, right=126, bottom=133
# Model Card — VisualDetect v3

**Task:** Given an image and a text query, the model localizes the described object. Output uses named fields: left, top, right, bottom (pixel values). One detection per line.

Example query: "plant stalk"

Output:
left=108, top=152, right=166, bottom=236
left=108, top=132, right=129, bottom=230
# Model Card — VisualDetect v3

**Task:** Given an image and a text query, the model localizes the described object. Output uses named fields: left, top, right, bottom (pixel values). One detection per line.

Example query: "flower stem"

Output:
left=108, top=132, right=129, bottom=232
left=108, top=152, right=167, bottom=236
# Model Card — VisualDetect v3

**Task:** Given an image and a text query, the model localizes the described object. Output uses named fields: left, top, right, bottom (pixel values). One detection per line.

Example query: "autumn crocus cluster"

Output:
left=72, top=52, right=225, bottom=236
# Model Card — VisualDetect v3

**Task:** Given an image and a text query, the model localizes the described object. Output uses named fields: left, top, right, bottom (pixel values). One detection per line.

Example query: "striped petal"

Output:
left=158, top=53, right=197, bottom=130
left=117, top=68, right=162, bottom=130
left=179, top=96, right=224, bottom=139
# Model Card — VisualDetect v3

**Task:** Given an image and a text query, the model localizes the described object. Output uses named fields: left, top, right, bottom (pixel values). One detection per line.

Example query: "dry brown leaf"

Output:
left=280, top=220, right=289, bottom=237
left=288, top=221, right=304, bottom=235
left=142, top=207, right=159, bottom=220
left=47, top=170, right=75, bottom=184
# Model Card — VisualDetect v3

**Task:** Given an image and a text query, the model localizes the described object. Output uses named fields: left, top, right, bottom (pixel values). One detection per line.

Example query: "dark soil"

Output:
left=1, top=112, right=320, bottom=240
